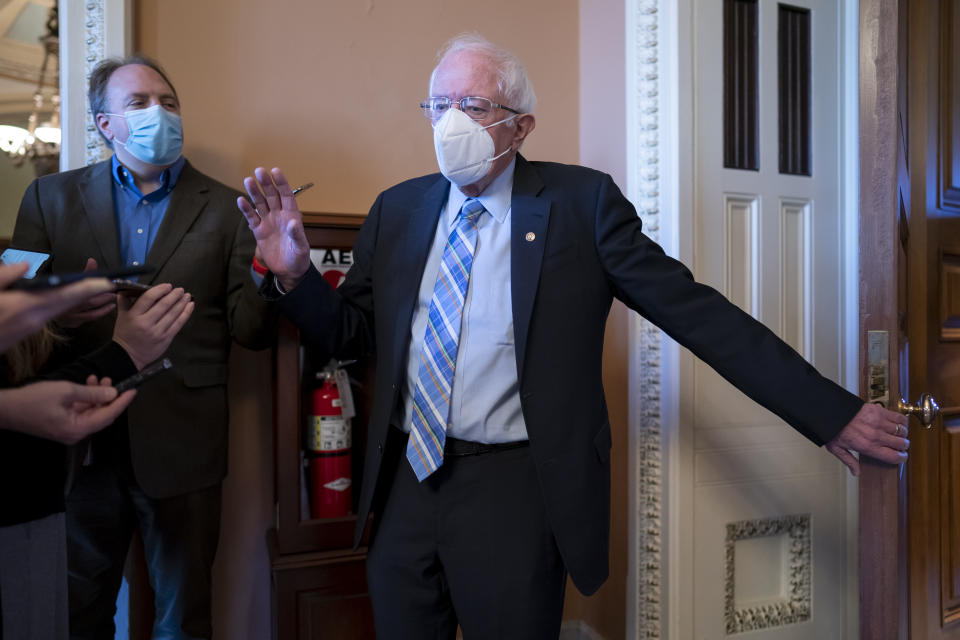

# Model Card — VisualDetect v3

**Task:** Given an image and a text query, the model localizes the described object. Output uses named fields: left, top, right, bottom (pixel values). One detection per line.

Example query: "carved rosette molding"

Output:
left=630, top=1, right=663, bottom=638
left=724, top=514, right=812, bottom=634
left=83, top=0, right=109, bottom=166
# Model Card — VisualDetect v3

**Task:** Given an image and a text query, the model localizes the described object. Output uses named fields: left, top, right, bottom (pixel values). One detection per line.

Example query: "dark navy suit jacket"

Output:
left=276, top=155, right=863, bottom=595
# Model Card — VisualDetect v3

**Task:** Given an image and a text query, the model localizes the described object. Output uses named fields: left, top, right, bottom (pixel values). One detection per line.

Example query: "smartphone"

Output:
left=0, top=248, right=50, bottom=278
left=112, top=279, right=152, bottom=297
left=113, top=358, right=173, bottom=394
left=7, top=265, right=155, bottom=291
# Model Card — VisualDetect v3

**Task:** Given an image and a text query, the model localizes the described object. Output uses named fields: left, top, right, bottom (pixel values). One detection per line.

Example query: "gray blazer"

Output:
left=12, top=158, right=276, bottom=498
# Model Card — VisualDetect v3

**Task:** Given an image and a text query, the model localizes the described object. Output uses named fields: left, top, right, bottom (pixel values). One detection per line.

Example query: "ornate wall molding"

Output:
left=724, top=514, right=812, bottom=634
left=82, top=0, right=108, bottom=166
left=61, top=0, right=128, bottom=169
left=627, top=1, right=663, bottom=638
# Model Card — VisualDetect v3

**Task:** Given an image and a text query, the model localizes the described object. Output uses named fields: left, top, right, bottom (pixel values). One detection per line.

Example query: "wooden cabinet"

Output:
left=269, top=213, right=376, bottom=639
left=269, top=532, right=375, bottom=640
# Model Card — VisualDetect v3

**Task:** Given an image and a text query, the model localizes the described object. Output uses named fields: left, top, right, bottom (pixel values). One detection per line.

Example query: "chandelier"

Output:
left=0, top=6, right=60, bottom=176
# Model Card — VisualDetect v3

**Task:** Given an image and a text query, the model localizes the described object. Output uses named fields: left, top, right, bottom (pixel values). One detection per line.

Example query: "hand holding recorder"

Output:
left=113, top=282, right=194, bottom=371
left=55, top=258, right=123, bottom=327
left=0, top=375, right=136, bottom=444
left=0, top=262, right=115, bottom=353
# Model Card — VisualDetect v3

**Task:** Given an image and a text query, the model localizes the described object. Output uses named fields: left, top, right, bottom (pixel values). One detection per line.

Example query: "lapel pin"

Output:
left=525, top=232, right=536, bottom=242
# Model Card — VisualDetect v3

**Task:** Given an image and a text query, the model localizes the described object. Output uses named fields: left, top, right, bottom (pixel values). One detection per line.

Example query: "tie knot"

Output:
left=460, top=198, right=485, bottom=222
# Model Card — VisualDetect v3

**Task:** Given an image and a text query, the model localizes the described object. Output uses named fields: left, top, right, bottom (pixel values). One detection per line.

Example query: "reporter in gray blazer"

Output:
left=11, top=54, right=276, bottom=640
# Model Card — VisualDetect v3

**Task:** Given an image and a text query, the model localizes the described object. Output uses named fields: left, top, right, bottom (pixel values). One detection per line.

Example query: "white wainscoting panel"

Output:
left=723, top=193, right=760, bottom=316
left=779, top=199, right=812, bottom=357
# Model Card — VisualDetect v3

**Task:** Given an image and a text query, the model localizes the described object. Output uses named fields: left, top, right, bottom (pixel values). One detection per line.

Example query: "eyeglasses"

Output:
left=420, top=96, right=521, bottom=121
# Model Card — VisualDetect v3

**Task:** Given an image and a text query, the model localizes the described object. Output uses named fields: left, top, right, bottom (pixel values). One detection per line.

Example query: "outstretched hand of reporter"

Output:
left=0, top=262, right=115, bottom=353
left=113, top=283, right=194, bottom=371
left=0, top=375, right=136, bottom=444
left=237, top=167, right=311, bottom=292
left=53, top=258, right=118, bottom=328
left=825, top=402, right=910, bottom=476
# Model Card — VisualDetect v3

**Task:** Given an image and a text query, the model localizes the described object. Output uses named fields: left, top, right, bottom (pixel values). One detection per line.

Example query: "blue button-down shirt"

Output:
left=111, top=154, right=185, bottom=269
left=397, top=158, right=528, bottom=443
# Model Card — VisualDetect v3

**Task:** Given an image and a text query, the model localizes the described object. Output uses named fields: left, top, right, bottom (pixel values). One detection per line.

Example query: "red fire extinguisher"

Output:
left=305, top=368, right=352, bottom=519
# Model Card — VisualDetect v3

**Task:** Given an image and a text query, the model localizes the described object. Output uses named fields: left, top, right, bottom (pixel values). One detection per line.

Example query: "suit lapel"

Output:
left=510, top=155, right=549, bottom=380
left=142, top=161, right=208, bottom=285
left=390, top=176, right=449, bottom=379
left=78, top=160, right=122, bottom=270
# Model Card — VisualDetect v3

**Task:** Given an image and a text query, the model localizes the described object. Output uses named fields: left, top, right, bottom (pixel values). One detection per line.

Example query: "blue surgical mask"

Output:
left=107, top=104, right=183, bottom=166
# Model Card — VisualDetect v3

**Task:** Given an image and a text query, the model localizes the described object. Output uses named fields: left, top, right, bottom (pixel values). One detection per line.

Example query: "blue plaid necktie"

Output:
left=407, top=198, right=486, bottom=481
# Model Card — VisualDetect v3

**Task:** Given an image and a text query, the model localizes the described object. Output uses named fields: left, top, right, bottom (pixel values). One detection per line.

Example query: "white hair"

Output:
left=429, top=33, right=537, bottom=115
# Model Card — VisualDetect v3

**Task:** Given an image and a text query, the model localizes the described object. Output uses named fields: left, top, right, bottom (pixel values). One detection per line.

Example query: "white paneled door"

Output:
left=682, top=0, right=853, bottom=637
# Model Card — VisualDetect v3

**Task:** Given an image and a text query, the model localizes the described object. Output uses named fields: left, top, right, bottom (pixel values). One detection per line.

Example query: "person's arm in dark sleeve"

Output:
left=592, top=173, right=862, bottom=445
left=226, top=209, right=279, bottom=350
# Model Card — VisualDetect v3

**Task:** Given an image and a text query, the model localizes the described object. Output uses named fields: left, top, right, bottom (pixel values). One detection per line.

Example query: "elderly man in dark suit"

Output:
left=12, top=55, right=275, bottom=639
left=239, top=34, right=908, bottom=640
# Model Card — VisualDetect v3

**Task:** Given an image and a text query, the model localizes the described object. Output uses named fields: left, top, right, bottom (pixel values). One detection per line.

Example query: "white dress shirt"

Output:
left=396, top=159, right=529, bottom=443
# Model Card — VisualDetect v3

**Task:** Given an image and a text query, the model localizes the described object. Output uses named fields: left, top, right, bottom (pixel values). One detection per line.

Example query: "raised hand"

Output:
left=237, top=167, right=311, bottom=292
left=113, top=283, right=194, bottom=370
left=826, top=402, right=910, bottom=476
left=0, top=262, right=116, bottom=352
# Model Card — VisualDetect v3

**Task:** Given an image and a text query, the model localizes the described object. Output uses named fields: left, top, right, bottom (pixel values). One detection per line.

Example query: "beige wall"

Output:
left=136, top=0, right=590, bottom=638
left=572, top=0, right=628, bottom=637
left=137, top=0, right=579, bottom=214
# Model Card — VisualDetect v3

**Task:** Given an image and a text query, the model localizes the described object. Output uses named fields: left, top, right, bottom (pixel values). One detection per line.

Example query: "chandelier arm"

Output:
left=5, top=5, right=61, bottom=174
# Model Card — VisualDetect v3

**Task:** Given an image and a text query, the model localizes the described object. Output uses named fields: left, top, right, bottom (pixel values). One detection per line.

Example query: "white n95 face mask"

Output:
left=433, top=108, right=516, bottom=188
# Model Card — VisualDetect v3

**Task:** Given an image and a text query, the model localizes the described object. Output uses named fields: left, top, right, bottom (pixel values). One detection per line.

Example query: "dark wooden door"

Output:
left=858, top=0, right=910, bottom=637
left=859, top=0, right=960, bottom=638
left=905, top=0, right=960, bottom=637
left=914, top=215, right=960, bottom=639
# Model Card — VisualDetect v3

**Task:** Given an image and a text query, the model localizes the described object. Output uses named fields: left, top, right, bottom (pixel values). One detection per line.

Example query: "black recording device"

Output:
left=114, top=358, right=173, bottom=394
left=7, top=265, right=155, bottom=291
left=112, top=279, right=152, bottom=297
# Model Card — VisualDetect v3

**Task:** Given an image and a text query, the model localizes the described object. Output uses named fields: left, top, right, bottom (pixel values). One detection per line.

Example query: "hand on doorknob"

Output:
left=825, top=403, right=909, bottom=476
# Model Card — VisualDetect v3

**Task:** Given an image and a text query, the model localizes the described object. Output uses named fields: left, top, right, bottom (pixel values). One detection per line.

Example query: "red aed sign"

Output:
left=309, top=248, right=353, bottom=289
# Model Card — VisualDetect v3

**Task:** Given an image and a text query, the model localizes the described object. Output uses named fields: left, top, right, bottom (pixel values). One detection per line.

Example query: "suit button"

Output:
left=378, top=442, right=383, bottom=455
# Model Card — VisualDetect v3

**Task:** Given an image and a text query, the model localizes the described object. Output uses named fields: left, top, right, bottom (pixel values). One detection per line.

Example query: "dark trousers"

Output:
left=366, top=434, right=566, bottom=640
left=65, top=461, right=221, bottom=640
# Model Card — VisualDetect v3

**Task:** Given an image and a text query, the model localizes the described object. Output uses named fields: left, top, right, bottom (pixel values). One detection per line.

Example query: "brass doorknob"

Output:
left=897, top=393, right=941, bottom=429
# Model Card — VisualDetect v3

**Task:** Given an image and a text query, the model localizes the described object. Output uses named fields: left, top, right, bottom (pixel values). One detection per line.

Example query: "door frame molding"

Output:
left=840, top=0, right=861, bottom=636
left=625, top=0, right=671, bottom=637
left=57, top=0, right=131, bottom=171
